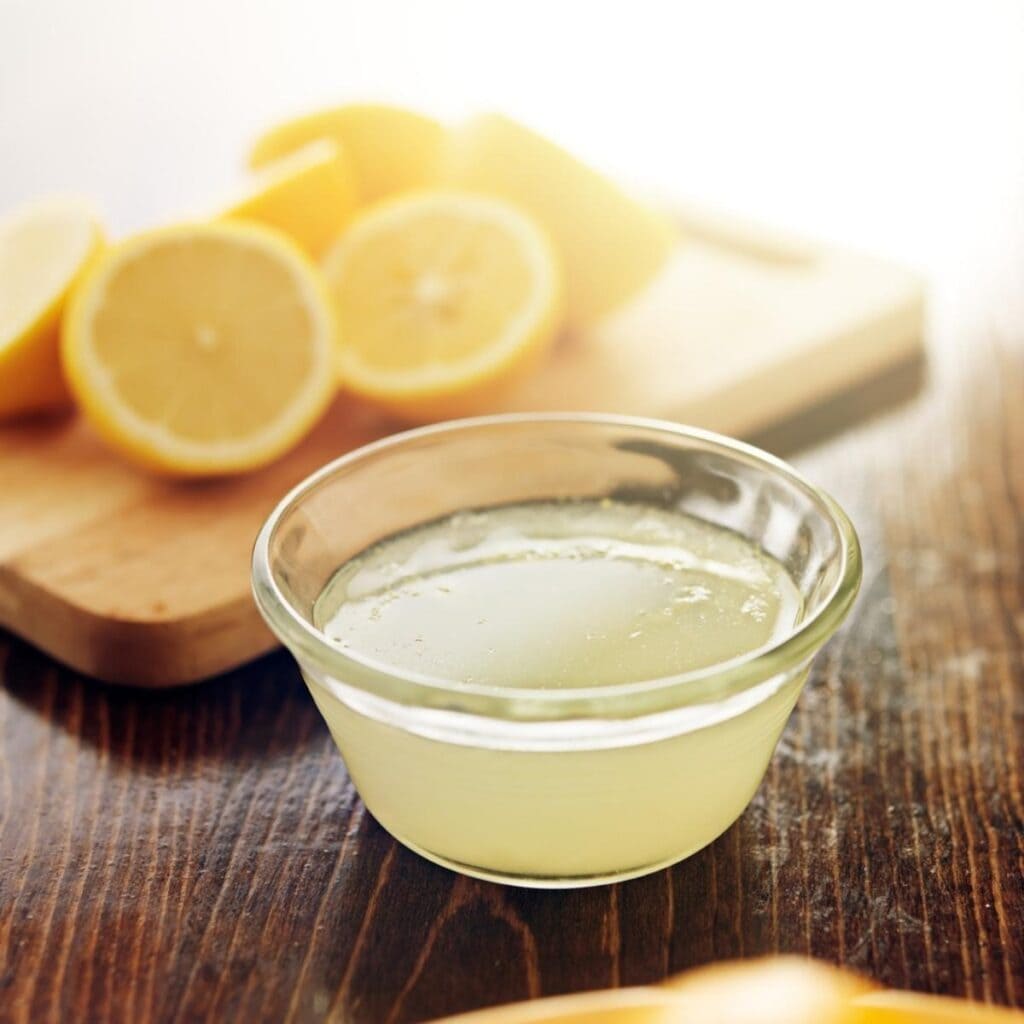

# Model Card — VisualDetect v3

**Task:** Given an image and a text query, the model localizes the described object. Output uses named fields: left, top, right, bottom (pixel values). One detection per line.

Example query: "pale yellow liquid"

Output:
left=309, top=500, right=806, bottom=885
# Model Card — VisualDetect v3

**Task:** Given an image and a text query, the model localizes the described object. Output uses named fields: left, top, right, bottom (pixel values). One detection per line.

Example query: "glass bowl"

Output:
left=252, top=414, right=861, bottom=888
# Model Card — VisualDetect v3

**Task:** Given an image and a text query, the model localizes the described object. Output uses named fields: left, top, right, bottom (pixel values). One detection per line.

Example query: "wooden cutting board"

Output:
left=0, top=206, right=923, bottom=686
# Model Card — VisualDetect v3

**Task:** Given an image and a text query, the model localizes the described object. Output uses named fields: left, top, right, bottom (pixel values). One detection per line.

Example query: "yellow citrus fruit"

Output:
left=249, top=104, right=445, bottom=204
left=441, top=113, right=676, bottom=326
left=428, top=987, right=680, bottom=1024
left=62, top=221, right=336, bottom=476
left=222, top=139, right=357, bottom=256
left=662, top=956, right=874, bottom=1023
left=322, top=191, right=563, bottom=420
left=424, top=957, right=1020, bottom=1024
left=0, top=197, right=104, bottom=419
left=851, top=990, right=1024, bottom=1022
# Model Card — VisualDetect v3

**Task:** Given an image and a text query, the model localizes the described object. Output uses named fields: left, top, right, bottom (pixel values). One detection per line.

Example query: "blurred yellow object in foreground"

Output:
left=851, top=990, right=1024, bottom=1022
left=428, top=988, right=681, bottom=1024
left=0, top=197, right=104, bottom=419
left=322, top=190, right=563, bottom=421
left=223, top=139, right=357, bottom=256
left=62, top=221, right=337, bottom=475
left=248, top=103, right=445, bottom=203
left=441, top=113, right=676, bottom=327
left=662, top=955, right=871, bottom=1022
left=429, top=957, right=1024, bottom=1024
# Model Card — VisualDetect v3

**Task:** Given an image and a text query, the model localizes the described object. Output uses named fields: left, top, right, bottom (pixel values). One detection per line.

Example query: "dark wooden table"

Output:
left=4, top=288, right=1024, bottom=1020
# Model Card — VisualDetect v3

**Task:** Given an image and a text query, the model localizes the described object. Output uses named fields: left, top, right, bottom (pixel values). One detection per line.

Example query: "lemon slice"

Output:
left=0, top=197, right=104, bottom=419
left=223, top=139, right=357, bottom=256
left=249, top=104, right=444, bottom=203
left=322, top=191, right=563, bottom=420
left=442, top=114, right=676, bottom=326
left=62, top=221, right=336, bottom=475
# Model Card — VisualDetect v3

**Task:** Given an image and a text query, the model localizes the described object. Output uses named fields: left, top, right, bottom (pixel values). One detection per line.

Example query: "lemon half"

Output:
left=0, top=197, right=104, bottom=418
left=322, top=191, right=563, bottom=420
left=62, top=221, right=336, bottom=475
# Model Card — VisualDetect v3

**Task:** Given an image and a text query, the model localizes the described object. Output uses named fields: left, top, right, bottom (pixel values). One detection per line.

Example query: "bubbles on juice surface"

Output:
left=313, top=500, right=802, bottom=689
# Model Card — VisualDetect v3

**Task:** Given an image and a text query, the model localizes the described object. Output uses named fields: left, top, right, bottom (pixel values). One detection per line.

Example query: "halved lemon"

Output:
left=222, top=138, right=357, bottom=256
left=441, top=114, right=676, bottom=326
left=62, top=221, right=336, bottom=475
left=249, top=104, right=444, bottom=204
left=322, top=191, right=563, bottom=420
left=0, top=197, right=104, bottom=419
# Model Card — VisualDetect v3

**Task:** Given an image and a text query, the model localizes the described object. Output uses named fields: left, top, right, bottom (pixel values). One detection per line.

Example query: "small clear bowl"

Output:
left=252, top=414, right=861, bottom=888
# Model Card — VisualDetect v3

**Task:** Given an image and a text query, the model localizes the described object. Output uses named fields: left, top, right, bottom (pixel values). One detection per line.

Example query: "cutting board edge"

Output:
left=0, top=564, right=277, bottom=686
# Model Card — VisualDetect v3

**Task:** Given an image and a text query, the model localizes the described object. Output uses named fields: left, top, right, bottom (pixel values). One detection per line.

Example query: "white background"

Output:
left=1, top=0, right=1023, bottom=289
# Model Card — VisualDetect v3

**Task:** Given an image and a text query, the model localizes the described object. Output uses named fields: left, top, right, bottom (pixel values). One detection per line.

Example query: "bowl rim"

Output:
left=251, top=412, right=862, bottom=721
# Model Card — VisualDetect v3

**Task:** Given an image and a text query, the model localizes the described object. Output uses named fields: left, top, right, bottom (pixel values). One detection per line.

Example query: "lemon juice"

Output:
left=316, top=500, right=799, bottom=686
left=310, top=498, right=806, bottom=884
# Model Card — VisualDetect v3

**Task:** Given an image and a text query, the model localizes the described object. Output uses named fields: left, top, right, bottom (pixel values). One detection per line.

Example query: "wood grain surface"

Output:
left=3, top=311, right=1024, bottom=1021
left=0, top=213, right=921, bottom=687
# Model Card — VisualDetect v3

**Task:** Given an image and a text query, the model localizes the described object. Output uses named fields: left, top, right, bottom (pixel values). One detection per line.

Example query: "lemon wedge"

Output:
left=249, top=104, right=444, bottom=203
left=62, top=221, right=336, bottom=475
left=223, top=139, right=357, bottom=256
left=322, top=191, right=563, bottom=420
left=0, top=197, right=104, bottom=419
left=442, top=114, right=676, bottom=326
